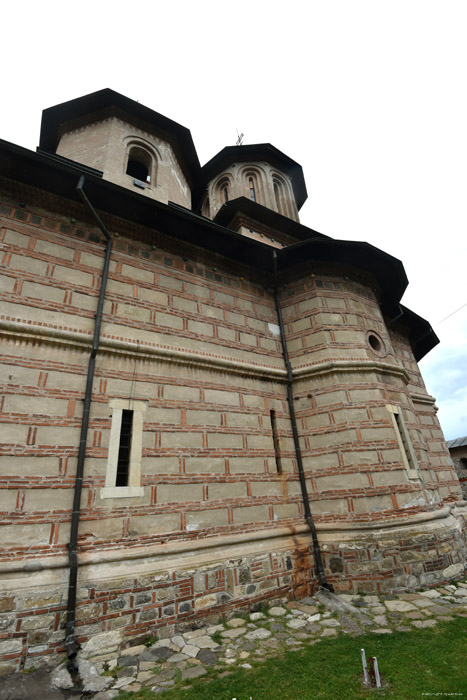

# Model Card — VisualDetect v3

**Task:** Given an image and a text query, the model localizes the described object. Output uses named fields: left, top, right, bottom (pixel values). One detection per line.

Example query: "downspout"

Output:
left=65, top=176, right=113, bottom=659
left=272, top=250, right=333, bottom=592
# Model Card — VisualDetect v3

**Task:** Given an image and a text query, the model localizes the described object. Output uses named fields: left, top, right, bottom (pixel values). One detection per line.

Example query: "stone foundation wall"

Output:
left=1, top=510, right=466, bottom=674
left=0, top=540, right=314, bottom=674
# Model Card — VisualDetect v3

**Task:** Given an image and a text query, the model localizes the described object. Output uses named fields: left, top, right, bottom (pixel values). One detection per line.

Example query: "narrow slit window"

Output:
left=249, top=177, right=256, bottom=202
left=101, top=398, right=146, bottom=499
left=222, top=184, right=229, bottom=203
left=116, top=409, right=133, bottom=486
left=270, top=409, right=282, bottom=474
left=387, top=404, right=419, bottom=480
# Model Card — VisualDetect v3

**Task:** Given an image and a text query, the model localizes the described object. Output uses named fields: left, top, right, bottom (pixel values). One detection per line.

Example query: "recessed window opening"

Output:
left=270, top=409, right=282, bottom=474
left=222, top=183, right=229, bottom=203
left=368, top=334, right=382, bottom=352
left=394, top=411, right=417, bottom=472
left=116, top=409, right=133, bottom=486
left=249, top=177, right=256, bottom=202
left=387, top=404, right=419, bottom=480
left=460, top=458, right=467, bottom=470
left=273, top=178, right=287, bottom=216
left=202, top=195, right=210, bottom=218
left=126, top=146, right=152, bottom=183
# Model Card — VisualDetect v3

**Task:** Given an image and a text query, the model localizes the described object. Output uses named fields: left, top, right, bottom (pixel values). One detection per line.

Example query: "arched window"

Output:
left=273, top=177, right=286, bottom=215
left=242, top=169, right=263, bottom=205
left=217, top=178, right=230, bottom=205
left=202, top=195, right=210, bottom=218
left=249, top=177, right=256, bottom=202
left=126, top=145, right=154, bottom=184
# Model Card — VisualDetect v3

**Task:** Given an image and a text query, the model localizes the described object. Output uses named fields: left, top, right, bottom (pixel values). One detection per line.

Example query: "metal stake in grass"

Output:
left=370, top=657, right=381, bottom=689
left=361, top=648, right=370, bottom=685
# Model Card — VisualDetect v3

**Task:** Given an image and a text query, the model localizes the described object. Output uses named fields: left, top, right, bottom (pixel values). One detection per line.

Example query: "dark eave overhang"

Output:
left=396, top=304, right=439, bottom=362
left=194, top=144, right=307, bottom=211
left=0, top=138, right=438, bottom=360
left=213, top=197, right=329, bottom=242
left=281, top=236, right=409, bottom=317
left=39, top=88, right=201, bottom=186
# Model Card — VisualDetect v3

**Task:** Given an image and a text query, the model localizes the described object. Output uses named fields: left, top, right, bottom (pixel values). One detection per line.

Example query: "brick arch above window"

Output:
left=271, top=172, right=295, bottom=218
left=214, top=175, right=233, bottom=206
left=239, top=167, right=265, bottom=206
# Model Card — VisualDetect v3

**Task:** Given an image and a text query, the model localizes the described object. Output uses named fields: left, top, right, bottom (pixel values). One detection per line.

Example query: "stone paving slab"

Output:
left=1, top=577, right=467, bottom=698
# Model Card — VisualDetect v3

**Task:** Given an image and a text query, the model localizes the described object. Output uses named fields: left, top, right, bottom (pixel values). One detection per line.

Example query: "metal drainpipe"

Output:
left=272, top=250, right=333, bottom=592
left=65, top=176, right=113, bottom=660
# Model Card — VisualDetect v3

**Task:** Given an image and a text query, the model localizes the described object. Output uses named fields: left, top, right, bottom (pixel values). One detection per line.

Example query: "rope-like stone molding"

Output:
left=1, top=506, right=453, bottom=576
left=0, top=318, right=286, bottom=380
left=293, top=359, right=411, bottom=385
left=410, top=392, right=437, bottom=406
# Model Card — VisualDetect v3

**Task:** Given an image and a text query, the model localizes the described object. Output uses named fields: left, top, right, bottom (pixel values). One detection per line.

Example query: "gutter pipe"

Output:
left=272, top=250, right=333, bottom=592
left=65, top=176, right=113, bottom=660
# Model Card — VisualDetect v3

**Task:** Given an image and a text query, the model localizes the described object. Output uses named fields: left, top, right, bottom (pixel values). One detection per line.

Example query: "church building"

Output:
left=0, top=89, right=465, bottom=671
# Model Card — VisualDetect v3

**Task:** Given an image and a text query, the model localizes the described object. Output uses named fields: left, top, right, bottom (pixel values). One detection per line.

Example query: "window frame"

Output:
left=125, top=143, right=157, bottom=187
left=386, top=404, right=420, bottom=480
left=100, top=398, right=147, bottom=499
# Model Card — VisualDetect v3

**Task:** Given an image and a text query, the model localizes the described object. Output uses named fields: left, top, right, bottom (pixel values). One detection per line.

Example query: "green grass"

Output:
left=116, top=617, right=467, bottom=700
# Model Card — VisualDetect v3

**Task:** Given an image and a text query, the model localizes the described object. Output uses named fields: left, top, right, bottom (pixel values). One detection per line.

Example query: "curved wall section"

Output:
left=204, top=161, right=299, bottom=221
left=279, top=264, right=465, bottom=591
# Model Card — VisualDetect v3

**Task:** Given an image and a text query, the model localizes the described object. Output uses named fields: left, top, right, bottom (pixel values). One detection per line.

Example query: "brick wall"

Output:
left=1, top=184, right=466, bottom=671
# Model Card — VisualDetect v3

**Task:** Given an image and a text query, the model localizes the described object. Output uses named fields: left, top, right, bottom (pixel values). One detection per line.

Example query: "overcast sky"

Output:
left=2, top=1, right=466, bottom=440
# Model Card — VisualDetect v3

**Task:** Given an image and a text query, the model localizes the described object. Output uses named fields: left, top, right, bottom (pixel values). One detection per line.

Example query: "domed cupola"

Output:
left=195, top=144, right=307, bottom=223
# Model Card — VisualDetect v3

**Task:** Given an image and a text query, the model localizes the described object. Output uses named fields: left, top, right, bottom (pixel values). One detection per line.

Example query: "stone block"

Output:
left=251, top=481, right=282, bottom=497
left=158, top=273, right=182, bottom=291
left=80, top=630, right=123, bottom=659
left=10, top=253, right=48, bottom=276
left=185, top=457, right=225, bottom=473
left=208, top=433, right=243, bottom=448
left=144, top=457, right=180, bottom=474
left=352, top=494, right=393, bottom=513
left=273, top=504, right=300, bottom=519
left=157, top=484, right=203, bottom=503
left=173, top=295, right=198, bottom=313
left=209, top=482, right=245, bottom=500
left=316, top=472, right=367, bottom=491
left=186, top=410, right=221, bottom=426
left=233, top=505, right=269, bottom=524
left=443, top=563, right=464, bottom=579
left=156, top=311, right=184, bottom=330
left=194, top=594, right=218, bottom=610
left=21, top=614, right=54, bottom=631
left=186, top=282, right=209, bottom=298
left=247, top=435, right=272, bottom=450
left=139, top=287, right=169, bottom=305
left=229, top=458, right=265, bottom=473
left=160, top=432, right=202, bottom=448
left=4, top=228, right=30, bottom=247
left=186, top=508, right=228, bottom=529
left=218, top=326, right=236, bottom=342
left=2, top=522, right=51, bottom=548
left=200, top=304, right=224, bottom=320
left=226, top=412, right=259, bottom=428
left=0, top=598, right=15, bottom=613
left=204, top=389, right=240, bottom=406
left=341, top=450, right=378, bottom=467
left=0, top=638, right=22, bottom=654
left=188, top=320, right=214, bottom=336
left=130, top=513, right=180, bottom=535
left=163, top=385, right=199, bottom=402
